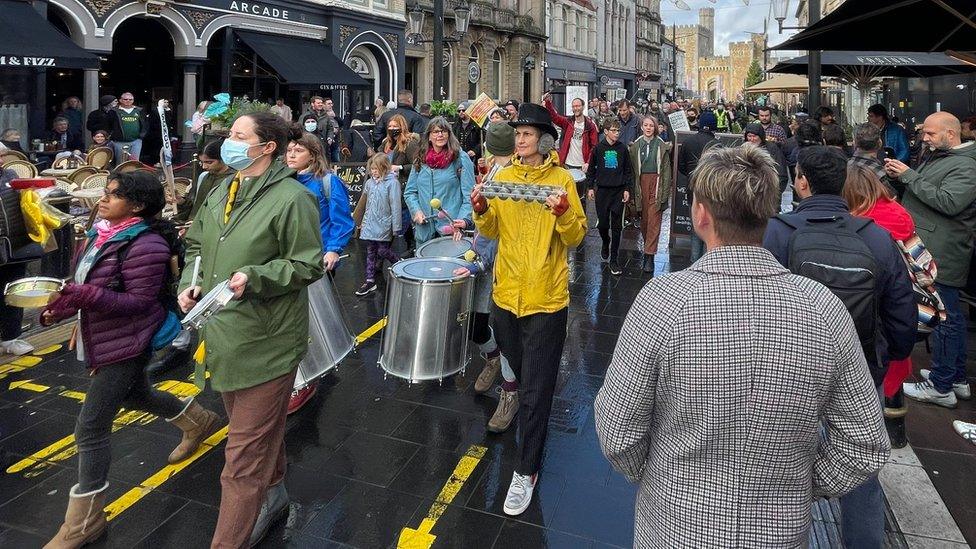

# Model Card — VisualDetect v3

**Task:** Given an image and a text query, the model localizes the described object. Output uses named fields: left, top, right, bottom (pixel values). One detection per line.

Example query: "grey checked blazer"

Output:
left=595, top=246, right=889, bottom=548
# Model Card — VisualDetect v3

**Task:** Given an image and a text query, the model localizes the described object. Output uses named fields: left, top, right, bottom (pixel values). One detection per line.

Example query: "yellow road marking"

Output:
left=356, top=317, right=387, bottom=345
left=8, top=380, right=49, bottom=392
left=59, top=390, right=86, bottom=401
left=0, top=355, right=44, bottom=380
left=104, top=426, right=230, bottom=521
left=6, top=381, right=201, bottom=476
left=102, top=317, right=389, bottom=521
left=397, top=445, right=488, bottom=549
left=33, top=344, right=63, bottom=356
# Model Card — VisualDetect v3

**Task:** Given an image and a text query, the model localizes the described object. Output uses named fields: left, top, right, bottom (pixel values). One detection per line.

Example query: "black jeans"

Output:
left=595, top=186, right=625, bottom=259
left=0, top=262, right=27, bottom=340
left=491, top=305, right=568, bottom=475
left=76, top=353, right=184, bottom=491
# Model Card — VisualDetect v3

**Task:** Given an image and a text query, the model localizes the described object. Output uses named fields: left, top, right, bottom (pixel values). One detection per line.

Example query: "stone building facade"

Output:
left=543, top=0, right=598, bottom=107
left=405, top=0, right=546, bottom=104
left=635, top=0, right=663, bottom=97
left=672, top=7, right=713, bottom=94
left=596, top=0, right=637, bottom=100
left=697, top=34, right=764, bottom=101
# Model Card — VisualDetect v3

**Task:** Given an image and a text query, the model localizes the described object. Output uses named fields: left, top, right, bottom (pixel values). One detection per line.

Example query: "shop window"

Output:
left=492, top=49, right=503, bottom=100
left=468, top=45, right=479, bottom=100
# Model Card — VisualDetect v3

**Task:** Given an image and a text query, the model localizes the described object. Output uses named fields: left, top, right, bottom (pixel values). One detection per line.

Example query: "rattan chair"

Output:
left=114, top=160, right=145, bottom=173
left=51, top=156, right=71, bottom=169
left=86, top=147, right=113, bottom=170
left=3, top=159, right=37, bottom=178
left=68, top=166, right=98, bottom=185
left=173, top=177, right=192, bottom=199
left=80, top=172, right=108, bottom=190
left=0, top=150, right=28, bottom=165
left=53, top=179, right=76, bottom=192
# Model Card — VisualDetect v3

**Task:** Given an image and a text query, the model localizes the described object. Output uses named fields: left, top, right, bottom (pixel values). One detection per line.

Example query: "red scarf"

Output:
left=425, top=148, right=454, bottom=169
left=94, top=217, right=142, bottom=248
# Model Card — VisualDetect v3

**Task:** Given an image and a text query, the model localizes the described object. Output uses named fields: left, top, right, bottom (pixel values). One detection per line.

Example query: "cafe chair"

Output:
left=114, top=160, right=146, bottom=173
left=1, top=150, right=29, bottom=166
left=3, top=159, right=37, bottom=179
left=68, top=166, right=99, bottom=186
left=86, top=147, right=113, bottom=170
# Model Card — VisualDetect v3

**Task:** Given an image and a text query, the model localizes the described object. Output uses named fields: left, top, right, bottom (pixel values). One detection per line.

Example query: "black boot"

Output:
left=147, top=346, right=193, bottom=382
left=641, top=254, right=655, bottom=275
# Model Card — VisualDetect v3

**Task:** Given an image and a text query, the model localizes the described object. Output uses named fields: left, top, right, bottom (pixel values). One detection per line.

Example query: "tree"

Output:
left=745, top=59, right=763, bottom=89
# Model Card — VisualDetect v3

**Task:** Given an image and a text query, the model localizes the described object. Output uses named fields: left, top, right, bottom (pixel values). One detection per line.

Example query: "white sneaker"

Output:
left=919, top=369, right=971, bottom=399
left=503, top=472, right=537, bottom=516
left=903, top=380, right=958, bottom=409
left=953, top=421, right=976, bottom=446
left=0, top=339, right=33, bottom=356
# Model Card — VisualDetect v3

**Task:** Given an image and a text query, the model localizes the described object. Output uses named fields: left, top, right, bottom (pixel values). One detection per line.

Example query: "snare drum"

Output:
left=415, top=235, right=474, bottom=259
left=4, top=277, right=64, bottom=308
left=379, top=257, right=474, bottom=383
left=567, top=168, right=587, bottom=183
left=181, top=280, right=234, bottom=330
left=294, top=275, right=355, bottom=390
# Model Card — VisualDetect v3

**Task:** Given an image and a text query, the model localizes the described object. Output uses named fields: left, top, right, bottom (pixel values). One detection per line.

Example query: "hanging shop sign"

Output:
left=468, top=62, right=481, bottom=84
left=0, top=56, right=56, bottom=67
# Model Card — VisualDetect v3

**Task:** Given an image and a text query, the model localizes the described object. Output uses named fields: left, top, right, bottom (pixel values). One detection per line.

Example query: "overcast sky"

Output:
left=659, top=0, right=800, bottom=56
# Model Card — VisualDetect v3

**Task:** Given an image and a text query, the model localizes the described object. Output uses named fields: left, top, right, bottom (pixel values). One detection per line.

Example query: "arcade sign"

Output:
left=228, top=0, right=290, bottom=20
left=0, top=56, right=56, bottom=67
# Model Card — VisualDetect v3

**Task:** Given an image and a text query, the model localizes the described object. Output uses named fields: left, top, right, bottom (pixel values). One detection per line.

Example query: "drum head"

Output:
left=392, top=258, right=468, bottom=281
left=416, top=236, right=473, bottom=259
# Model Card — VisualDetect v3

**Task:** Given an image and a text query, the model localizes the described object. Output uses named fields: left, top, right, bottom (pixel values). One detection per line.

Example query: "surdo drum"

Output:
left=379, top=257, right=474, bottom=383
left=415, top=235, right=474, bottom=259
left=295, top=274, right=355, bottom=389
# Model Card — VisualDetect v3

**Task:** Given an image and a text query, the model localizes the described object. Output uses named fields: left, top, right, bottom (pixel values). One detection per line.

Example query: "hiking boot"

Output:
left=287, top=381, right=319, bottom=415
left=474, top=355, right=501, bottom=394
left=355, top=281, right=377, bottom=296
left=608, top=260, right=622, bottom=276
left=953, top=420, right=976, bottom=446
left=920, top=369, right=971, bottom=399
left=43, top=482, right=108, bottom=549
left=248, top=482, right=289, bottom=547
left=165, top=398, right=220, bottom=464
left=487, top=388, right=518, bottom=433
left=0, top=339, right=33, bottom=356
left=903, top=380, right=957, bottom=408
left=641, top=254, right=655, bottom=274
left=503, top=472, right=537, bottom=516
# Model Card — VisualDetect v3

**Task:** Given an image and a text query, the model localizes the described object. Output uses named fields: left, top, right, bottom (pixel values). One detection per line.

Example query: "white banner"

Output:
left=565, top=86, right=588, bottom=116
left=668, top=110, right=690, bottom=132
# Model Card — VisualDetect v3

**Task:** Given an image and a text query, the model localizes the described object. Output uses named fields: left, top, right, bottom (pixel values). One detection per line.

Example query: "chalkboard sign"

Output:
left=669, top=131, right=745, bottom=239
left=333, top=162, right=367, bottom=209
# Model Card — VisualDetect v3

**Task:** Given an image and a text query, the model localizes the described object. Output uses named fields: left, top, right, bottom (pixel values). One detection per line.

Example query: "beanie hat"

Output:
left=485, top=122, right=515, bottom=156
left=698, top=111, right=717, bottom=131
left=99, top=95, right=117, bottom=107
left=743, top=123, right=766, bottom=144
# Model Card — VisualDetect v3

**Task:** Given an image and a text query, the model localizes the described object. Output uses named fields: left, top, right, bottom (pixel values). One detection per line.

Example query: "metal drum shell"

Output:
left=4, top=277, right=64, bottom=308
left=379, top=259, right=474, bottom=383
left=295, top=275, right=355, bottom=389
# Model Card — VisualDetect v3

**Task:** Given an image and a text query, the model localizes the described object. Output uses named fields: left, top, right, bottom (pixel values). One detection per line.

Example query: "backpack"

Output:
left=896, top=232, right=946, bottom=337
left=777, top=214, right=884, bottom=378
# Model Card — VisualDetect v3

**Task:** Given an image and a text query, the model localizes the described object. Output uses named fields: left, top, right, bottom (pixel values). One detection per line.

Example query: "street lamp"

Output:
left=406, top=0, right=471, bottom=100
left=770, top=0, right=821, bottom=113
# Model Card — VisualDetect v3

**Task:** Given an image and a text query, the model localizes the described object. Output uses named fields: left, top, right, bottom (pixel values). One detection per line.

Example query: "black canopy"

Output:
left=237, top=31, right=369, bottom=91
left=771, top=0, right=976, bottom=53
left=770, top=51, right=976, bottom=85
left=0, top=0, right=99, bottom=69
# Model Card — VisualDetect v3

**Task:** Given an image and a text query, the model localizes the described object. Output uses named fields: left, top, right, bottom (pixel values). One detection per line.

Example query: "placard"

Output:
left=333, top=163, right=367, bottom=209
left=668, top=111, right=690, bottom=133
left=565, top=86, right=588, bottom=116
left=669, top=131, right=744, bottom=239
left=466, top=93, right=498, bottom=128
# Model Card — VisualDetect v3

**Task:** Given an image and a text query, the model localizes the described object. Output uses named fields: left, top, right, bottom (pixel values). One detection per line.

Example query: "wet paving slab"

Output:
left=0, top=215, right=952, bottom=548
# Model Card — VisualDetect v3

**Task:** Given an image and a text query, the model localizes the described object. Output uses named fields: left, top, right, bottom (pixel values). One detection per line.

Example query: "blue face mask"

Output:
left=220, top=138, right=266, bottom=171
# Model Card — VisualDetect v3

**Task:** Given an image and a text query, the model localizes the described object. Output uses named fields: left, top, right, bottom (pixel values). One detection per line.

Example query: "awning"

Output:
left=744, top=74, right=821, bottom=93
left=770, top=51, right=976, bottom=88
left=0, top=0, right=99, bottom=69
left=771, top=0, right=976, bottom=53
left=236, top=31, right=369, bottom=91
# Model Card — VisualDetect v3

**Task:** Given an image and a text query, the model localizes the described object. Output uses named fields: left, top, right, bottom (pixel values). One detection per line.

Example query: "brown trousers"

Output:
left=640, top=173, right=663, bottom=254
left=211, top=370, right=296, bottom=549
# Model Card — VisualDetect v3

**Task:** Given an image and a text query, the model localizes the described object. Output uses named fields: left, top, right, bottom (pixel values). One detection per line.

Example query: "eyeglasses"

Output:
left=103, top=188, right=124, bottom=199
left=430, top=129, right=448, bottom=135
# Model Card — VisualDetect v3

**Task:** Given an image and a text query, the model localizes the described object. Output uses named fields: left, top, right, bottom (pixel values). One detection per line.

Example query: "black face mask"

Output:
left=389, top=129, right=402, bottom=138
left=1, top=140, right=22, bottom=152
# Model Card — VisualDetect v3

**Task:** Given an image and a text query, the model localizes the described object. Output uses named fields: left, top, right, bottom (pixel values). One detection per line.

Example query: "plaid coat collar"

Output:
left=688, top=245, right=790, bottom=278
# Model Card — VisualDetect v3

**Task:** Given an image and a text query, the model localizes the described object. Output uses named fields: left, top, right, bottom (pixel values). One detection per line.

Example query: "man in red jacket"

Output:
left=543, top=92, right=598, bottom=210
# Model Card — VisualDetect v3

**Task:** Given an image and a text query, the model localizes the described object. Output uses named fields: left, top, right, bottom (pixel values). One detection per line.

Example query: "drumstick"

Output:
left=429, top=198, right=455, bottom=224
left=189, top=256, right=201, bottom=299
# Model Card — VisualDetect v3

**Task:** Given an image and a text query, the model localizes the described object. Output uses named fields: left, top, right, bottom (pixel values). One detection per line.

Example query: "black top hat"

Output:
left=507, top=103, right=559, bottom=141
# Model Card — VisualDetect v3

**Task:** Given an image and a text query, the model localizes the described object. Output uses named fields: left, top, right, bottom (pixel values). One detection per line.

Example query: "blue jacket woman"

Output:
left=405, top=116, right=475, bottom=244
left=287, top=130, right=353, bottom=270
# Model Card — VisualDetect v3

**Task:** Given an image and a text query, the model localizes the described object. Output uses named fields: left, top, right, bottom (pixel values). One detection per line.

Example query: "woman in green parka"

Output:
left=177, top=112, right=323, bottom=548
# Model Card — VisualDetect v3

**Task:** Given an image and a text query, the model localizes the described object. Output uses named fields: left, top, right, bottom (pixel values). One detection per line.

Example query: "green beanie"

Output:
left=485, top=122, right=515, bottom=156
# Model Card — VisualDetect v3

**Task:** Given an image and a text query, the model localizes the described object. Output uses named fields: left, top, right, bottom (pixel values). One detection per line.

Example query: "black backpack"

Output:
left=778, top=214, right=884, bottom=380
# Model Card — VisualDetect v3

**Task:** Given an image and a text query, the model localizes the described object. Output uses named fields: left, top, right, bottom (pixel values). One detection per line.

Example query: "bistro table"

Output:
left=40, top=168, right=77, bottom=178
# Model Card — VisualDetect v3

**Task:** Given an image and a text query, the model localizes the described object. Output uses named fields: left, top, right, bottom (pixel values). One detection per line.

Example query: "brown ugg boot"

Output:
left=43, top=482, right=108, bottom=549
left=165, top=397, right=220, bottom=463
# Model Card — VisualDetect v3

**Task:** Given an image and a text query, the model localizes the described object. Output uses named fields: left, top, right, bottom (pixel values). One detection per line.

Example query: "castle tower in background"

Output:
left=673, top=7, right=714, bottom=94
left=698, top=7, right=714, bottom=57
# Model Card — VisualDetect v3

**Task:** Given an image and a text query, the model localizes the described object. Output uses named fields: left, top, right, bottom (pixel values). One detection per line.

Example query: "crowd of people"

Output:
left=2, top=83, right=976, bottom=549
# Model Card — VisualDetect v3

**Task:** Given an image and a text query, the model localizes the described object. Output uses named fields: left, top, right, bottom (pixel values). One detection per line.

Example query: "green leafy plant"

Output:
left=429, top=100, right=458, bottom=119
left=208, top=95, right=273, bottom=129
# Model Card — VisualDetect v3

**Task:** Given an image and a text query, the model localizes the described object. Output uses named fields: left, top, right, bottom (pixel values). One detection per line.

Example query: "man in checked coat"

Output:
left=594, top=146, right=889, bottom=548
